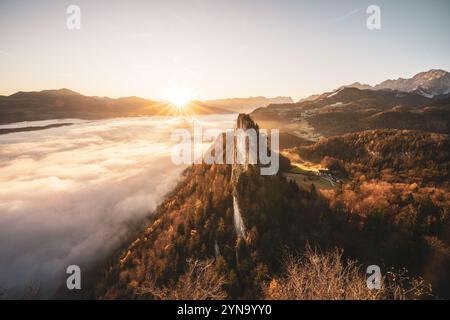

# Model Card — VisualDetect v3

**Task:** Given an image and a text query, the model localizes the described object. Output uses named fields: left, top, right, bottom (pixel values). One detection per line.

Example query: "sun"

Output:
left=168, top=89, right=194, bottom=109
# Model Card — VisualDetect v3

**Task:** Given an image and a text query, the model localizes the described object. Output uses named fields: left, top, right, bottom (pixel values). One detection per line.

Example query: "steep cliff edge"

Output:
left=85, top=114, right=322, bottom=299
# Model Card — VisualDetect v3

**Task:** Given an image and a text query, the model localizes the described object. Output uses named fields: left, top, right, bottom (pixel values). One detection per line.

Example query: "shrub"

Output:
left=264, top=248, right=431, bottom=300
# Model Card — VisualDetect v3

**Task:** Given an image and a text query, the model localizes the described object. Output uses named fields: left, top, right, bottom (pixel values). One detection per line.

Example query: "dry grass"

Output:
left=264, top=248, right=431, bottom=300
left=283, top=172, right=334, bottom=190
left=136, top=259, right=227, bottom=300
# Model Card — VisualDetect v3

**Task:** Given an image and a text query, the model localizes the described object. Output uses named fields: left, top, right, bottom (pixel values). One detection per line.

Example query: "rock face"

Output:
left=231, top=114, right=262, bottom=187
left=233, top=194, right=246, bottom=239
left=203, top=114, right=261, bottom=167
left=235, top=113, right=260, bottom=131
left=206, top=114, right=288, bottom=244
left=230, top=114, right=262, bottom=241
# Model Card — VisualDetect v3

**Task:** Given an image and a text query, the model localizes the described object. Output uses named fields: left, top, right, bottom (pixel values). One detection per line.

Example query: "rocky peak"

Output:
left=235, top=113, right=260, bottom=131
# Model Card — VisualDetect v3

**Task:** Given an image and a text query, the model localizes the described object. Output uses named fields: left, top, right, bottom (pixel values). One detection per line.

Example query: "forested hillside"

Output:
left=84, top=118, right=450, bottom=299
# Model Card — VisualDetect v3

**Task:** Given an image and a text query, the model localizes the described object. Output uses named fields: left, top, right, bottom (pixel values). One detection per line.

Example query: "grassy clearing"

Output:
left=283, top=172, right=334, bottom=190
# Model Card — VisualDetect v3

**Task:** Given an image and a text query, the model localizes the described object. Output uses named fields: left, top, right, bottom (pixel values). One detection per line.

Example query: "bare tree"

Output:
left=136, top=259, right=227, bottom=300
left=264, top=248, right=431, bottom=300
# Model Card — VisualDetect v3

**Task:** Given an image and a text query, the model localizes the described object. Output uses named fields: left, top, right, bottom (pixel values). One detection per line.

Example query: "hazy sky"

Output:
left=0, top=0, right=449, bottom=100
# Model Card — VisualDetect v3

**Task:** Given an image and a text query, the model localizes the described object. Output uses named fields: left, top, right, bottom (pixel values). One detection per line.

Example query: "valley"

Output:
left=1, top=0, right=449, bottom=304
left=1, top=70, right=449, bottom=300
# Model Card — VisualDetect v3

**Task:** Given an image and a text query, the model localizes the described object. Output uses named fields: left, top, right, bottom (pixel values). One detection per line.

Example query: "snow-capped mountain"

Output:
left=345, top=69, right=450, bottom=98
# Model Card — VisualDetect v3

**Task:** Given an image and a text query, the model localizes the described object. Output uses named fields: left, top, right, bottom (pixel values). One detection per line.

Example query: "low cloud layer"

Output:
left=0, top=114, right=235, bottom=296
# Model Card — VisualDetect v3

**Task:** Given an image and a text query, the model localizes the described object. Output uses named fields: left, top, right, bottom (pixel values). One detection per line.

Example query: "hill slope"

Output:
left=90, top=115, right=325, bottom=299
left=292, top=129, right=450, bottom=185
left=78, top=117, right=450, bottom=299
left=251, top=87, right=449, bottom=137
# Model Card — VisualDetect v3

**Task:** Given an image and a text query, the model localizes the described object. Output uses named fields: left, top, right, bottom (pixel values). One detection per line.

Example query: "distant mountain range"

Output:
left=0, top=89, right=158, bottom=124
left=1, top=69, right=448, bottom=127
left=251, top=73, right=450, bottom=137
left=198, top=96, right=293, bottom=113
left=343, top=69, right=450, bottom=98
left=0, top=88, right=294, bottom=125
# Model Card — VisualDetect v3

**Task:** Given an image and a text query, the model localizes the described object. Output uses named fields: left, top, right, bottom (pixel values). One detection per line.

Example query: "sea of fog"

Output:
left=0, top=114, right=237, bottom=296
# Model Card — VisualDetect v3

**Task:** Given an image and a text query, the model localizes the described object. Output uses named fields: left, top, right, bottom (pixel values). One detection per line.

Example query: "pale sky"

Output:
left=0, top=0, right=449, bottom=101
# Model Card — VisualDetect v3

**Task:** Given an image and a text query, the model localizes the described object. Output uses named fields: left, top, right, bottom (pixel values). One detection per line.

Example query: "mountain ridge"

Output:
left=0, top=89, right=230, bottom=124
left=0, top=88, right=295, bottom=124
left=342, top=69, right=450, bottom=98
left=251, top=84, right=450, bottom=138
left=200, top=96, right=293, bottom=113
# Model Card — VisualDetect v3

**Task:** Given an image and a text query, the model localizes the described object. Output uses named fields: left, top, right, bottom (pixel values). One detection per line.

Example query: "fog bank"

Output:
left=0, top=114, right=235, bottom=296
